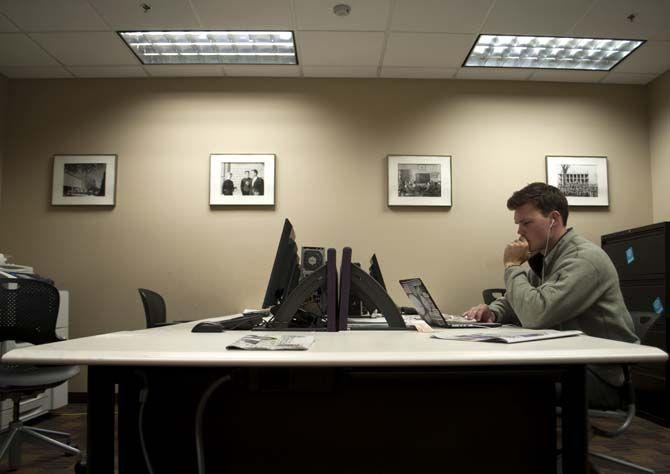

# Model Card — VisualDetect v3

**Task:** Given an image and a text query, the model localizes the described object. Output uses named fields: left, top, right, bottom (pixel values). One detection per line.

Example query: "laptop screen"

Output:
left=399, top=278, right=447, bottom=327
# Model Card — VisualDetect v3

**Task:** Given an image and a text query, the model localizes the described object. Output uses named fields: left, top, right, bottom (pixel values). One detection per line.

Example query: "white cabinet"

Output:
left=1, top=290, right=70, bottom=430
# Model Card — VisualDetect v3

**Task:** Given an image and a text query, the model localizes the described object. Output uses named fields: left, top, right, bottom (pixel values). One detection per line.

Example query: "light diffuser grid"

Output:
left=118, top=31, right=297, bottom=65
left=464, top=34, right=644, bottom=71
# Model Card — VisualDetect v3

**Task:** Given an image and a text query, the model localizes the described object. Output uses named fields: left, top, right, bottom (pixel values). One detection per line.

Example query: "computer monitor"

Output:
left=262, top=219, right=301, bottom=309
left=369, top=254, right=386, bottom=291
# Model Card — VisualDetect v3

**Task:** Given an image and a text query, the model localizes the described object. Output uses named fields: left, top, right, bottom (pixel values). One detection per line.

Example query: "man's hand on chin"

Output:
left=504, top=236, right=531, bottom=269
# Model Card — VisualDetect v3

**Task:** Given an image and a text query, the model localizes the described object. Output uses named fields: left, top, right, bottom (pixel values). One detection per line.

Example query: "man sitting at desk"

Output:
left=463, top=182, right=638, bottom=407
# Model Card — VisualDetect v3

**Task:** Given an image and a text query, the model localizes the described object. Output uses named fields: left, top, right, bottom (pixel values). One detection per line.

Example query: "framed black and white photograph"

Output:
left=546, top=155, right=609, bottom=206
left=209, top=154, right=275, bottom=206
left=388, top=155, right=452, bottom=207
left=51, top=154, right=117, bottom=206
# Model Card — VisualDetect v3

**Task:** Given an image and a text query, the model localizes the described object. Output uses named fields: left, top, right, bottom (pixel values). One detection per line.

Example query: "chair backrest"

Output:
left=0, top=278, right=60, bottom=345
left=138, top=288, right=167, bottom=328
left=590, top=311, right=659, bottom=438
left=482, top=288, right=506, bottom=305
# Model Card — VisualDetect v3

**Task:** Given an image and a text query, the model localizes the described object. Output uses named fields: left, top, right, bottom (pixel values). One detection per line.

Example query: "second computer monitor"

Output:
left=261, top=219, right=301, bottom=309
left=368, top=254, right=386, bottom=291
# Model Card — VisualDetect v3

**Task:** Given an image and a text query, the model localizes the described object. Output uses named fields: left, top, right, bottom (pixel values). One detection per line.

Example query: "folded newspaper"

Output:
left=226, top=334, right=315, bottom=351
left=431, top=329, right=583, bottom=344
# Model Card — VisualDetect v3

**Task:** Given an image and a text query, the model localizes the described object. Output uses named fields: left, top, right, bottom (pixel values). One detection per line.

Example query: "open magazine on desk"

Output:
left=432, top=329, right=583, bottom=344
left=226, top=334, right=315, bottom=350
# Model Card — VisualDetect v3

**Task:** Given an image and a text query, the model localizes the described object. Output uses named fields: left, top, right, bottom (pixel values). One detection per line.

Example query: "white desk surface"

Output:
left=3, top=315, right=667, bottom=367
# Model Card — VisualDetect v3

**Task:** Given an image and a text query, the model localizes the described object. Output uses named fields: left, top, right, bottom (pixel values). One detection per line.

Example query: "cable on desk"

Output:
left=195, top=374, right=232, bottom=474
left=135, top=370, right=155, bottom=474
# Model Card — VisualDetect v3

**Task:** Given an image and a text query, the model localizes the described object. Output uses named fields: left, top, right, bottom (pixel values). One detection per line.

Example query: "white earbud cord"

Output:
left=540, top=220, right=554, bottom=284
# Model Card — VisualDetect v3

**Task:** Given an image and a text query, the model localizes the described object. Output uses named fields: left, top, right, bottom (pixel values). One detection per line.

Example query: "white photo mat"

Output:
left=51, top=154, right=117, bottom=206
left=209, top=154, right=275, bottom=206
left=546, top=155, right=609, bottom=206
left=388, top=155, right=452, bottom=207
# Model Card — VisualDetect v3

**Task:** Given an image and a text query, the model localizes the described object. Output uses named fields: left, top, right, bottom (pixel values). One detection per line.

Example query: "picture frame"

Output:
left=51, top=154, right=117, bottom=206
left=545, top=155, right=609, bottom=206
left=388, top=155, right=452, bottom=207
left=209, top=154, right=275, bottom=206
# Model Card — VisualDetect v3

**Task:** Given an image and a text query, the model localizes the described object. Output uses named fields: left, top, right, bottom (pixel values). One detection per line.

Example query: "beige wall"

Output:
left=0, top=78, right=653, bottom=391
left=650, top=71, right=670, bottom=222
left=0, top=75, right=7, bottom=207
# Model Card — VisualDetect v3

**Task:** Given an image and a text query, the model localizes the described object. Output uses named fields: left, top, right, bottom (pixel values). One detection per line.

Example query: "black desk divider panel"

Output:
left=338, top=247, right=352, bottom=331
left=327, top=248, right=338, bottom=332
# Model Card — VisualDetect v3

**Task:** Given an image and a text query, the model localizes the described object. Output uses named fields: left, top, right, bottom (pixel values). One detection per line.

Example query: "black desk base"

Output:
left=86, top=364, right=586, bottom=473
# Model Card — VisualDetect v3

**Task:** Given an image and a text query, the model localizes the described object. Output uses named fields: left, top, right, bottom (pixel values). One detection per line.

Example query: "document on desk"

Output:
left=431, top=329, right=583, bottom=344
left=226, top=335, right=315, bottom=351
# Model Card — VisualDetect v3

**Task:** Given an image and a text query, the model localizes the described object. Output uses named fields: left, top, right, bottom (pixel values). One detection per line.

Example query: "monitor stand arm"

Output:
left=350, top=264, right=405, bottom=328
left=271, top=265, right=328, bottom=329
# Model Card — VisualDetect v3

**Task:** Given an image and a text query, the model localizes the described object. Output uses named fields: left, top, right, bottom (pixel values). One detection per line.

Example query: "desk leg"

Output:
left=562, top=365, right=587, bottom=474
left=118, top=370, right=146, bottom=474
left=87, top=366, right=116, bottom=474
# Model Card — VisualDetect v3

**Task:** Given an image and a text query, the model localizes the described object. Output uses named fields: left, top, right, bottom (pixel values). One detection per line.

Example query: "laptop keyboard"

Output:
left=442, top=314, right=475, bottom=323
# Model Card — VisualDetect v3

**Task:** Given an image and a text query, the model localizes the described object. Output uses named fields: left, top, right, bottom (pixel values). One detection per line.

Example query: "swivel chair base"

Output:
left=589, top=451, right=655, bottom=474
left=0, top=395, right=80, bottom=470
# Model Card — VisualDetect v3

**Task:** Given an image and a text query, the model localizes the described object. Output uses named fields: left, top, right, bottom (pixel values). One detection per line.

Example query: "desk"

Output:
left=3, top=320, right=667, bottom=473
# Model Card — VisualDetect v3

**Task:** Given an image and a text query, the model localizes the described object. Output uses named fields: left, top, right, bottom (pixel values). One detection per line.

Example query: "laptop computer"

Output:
left=398, top=278, right=501, bottom=328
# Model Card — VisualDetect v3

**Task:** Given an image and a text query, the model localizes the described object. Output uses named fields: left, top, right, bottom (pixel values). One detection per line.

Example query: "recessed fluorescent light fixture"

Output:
left=463, top=34, right=644, bottom=71
left=118, top=31, right=297, bottom=65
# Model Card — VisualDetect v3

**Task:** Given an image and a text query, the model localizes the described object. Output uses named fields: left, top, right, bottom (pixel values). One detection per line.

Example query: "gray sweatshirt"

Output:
left=489, top=228, right=639, bottom=385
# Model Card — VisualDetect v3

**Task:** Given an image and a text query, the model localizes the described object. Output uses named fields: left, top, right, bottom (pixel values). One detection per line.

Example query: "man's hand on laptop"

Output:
left=463, top=304, right=497, bottom=323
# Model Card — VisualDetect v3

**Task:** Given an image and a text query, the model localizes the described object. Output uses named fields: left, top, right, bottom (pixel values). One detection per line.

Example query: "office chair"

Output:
left=138, top=288, right=169, bottom=328
left=138, top=288, right=192, bottom=328
left=482, top=288, right=506, bottom=305
left=0, top=278, right=80, bottom=470
left=586, top=311, right=660, bottom=474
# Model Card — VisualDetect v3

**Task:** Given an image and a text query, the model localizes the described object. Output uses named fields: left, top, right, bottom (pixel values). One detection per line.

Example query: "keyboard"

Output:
left=217, top=313, right=266, bottom=329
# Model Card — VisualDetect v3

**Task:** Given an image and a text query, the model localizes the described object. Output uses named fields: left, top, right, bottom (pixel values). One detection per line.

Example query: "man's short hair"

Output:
left=507, top=182, right=569, bottom=225
left=252, top=169, right=258, bottom=175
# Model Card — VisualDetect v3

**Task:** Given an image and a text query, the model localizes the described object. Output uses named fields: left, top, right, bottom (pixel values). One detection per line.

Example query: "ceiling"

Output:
left=0, top=0, right=669, bottom=83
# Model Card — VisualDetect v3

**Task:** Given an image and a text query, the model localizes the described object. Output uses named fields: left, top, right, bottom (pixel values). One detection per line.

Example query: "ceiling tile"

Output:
left=571, top=0, right=670, bottom=39
left=297, top=31, right=385, bottom=66
left=455, top=67, right=534, bottom=80
left=482, top=0, right=593, bottom=36
left=613, top=41, right=670, bottom=74
left=391, top=0, right=494, bottom=33
left=0, top=65, right=72, bottom=78
left=0, top=0, right=108, bottom=32
left=89, top=0, right=200, bottom=30
left=302, top=66, right=378, bottom=77
left=383, top=33, right=476, bottom=68
left=528, top=70, right=609, bottom=83
left=144, top=65, right=223, bottom=76
left=190, top=0, right=292, bottom=29
left=380, top=66, right=457, bottom=78
left=294, top=0, right=391, bottom=31
left=0, top=33, right=59, bottom=66
left=69, top=66, right=148, bottom=77
left=30, top=32, right=138, bottom=66
left=601, top=72, right=658, bottom=84
left=0, top=12, right=17, bottom=32
left=223, top=65, right=300, bottom=77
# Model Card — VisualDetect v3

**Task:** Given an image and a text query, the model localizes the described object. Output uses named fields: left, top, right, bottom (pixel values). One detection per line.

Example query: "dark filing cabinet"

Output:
left=602, top=222, right=669, bottom=426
